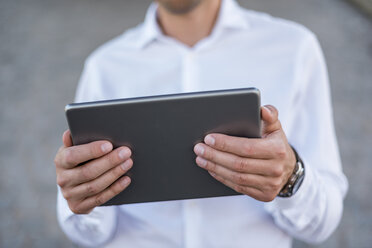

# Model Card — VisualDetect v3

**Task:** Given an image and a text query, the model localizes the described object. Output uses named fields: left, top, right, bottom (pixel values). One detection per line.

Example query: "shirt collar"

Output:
left=135, top=0, right=250, bottom=49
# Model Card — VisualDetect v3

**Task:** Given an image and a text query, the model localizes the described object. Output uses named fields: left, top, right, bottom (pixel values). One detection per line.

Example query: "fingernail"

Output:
left=263, top=106, right=271, bottom=114
left=120, top=176, right=130, bottom=187
left=121, top=160, right=132, bottom=171
left=205, top=135, right=215, bottom=146
left=196, top=156, right=207, bottom=168
left=194, top=144, right=205, bottom=156
left=119, top=148, right=130, bottom=159
left=101, top=143, right=112, bottom=153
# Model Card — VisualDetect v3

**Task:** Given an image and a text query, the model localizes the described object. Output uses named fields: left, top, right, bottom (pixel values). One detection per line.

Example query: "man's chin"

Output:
left=157, top=0, right=202, bottom=15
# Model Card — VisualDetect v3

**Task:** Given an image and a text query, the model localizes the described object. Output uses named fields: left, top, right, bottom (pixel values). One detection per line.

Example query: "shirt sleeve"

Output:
left=264, top=33, right=348, bottom=244
left=57, top=58, right=119, bottom=247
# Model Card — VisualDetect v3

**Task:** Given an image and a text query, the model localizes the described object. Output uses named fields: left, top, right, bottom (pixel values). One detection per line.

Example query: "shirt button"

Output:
left=187, top=200, right=196, bottom=208
left=186, top=52, right=194, bottom=60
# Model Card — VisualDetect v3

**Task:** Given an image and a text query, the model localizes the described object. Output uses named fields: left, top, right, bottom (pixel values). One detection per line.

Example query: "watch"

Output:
left=278, top=146, right=305, bottom=198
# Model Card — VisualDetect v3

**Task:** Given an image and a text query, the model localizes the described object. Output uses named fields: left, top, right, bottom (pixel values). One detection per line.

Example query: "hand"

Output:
left=54, top=130, right=133, bottom=214
left=193, top=105, right=296, bottom=202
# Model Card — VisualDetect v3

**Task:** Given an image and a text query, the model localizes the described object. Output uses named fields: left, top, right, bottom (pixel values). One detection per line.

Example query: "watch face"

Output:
left=292, top=162, right=305, bottom=195
left=278, top=161, right=305, bottom=197
left=278, top=146, right=305, bottom=198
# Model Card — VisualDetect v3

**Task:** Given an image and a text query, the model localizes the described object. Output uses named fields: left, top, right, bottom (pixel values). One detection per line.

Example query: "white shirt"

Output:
left=57, top=0, right=348, bottom=247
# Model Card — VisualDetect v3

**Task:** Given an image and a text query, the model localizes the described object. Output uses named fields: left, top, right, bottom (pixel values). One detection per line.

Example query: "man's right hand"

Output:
left=54, top=130, right=132, bottom=214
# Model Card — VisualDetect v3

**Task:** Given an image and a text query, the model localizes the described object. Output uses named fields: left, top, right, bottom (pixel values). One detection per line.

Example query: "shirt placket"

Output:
left=181, top=50, right=198, bottom=93
left=182, top=199, right=203, bottom=248
left=180, top=48, right=202, bottom=247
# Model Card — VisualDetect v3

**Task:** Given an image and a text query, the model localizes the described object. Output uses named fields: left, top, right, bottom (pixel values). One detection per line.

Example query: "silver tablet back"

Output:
left=65, top=88, right=261, bottom=205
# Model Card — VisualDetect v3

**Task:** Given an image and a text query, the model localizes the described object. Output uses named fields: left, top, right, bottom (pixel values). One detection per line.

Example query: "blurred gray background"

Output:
left=0, top=0, right=371, bottom=247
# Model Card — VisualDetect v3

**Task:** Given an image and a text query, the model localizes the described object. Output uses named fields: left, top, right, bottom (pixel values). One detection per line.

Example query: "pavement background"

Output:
left=0, top=0, right=371, bottom=247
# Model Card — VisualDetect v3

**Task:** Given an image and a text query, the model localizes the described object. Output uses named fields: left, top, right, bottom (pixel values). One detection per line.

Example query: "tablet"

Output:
left=65, top=87, right=261, bottom=205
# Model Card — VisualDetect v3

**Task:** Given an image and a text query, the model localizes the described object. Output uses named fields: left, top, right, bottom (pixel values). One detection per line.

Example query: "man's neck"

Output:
left=157, top=0, right=221, bottom=47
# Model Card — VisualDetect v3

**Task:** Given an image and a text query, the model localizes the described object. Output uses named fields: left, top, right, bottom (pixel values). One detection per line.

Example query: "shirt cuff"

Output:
left=57, top=187, right=118, bottom=247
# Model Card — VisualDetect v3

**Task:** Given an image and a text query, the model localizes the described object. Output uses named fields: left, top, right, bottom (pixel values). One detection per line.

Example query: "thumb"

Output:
left=62, top=129, right=73, bottom=148
left=261, top=105, right=282, bottom=136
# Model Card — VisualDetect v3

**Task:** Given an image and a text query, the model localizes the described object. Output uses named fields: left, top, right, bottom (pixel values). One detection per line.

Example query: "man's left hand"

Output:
left=193, top=105, right=296, bottom=202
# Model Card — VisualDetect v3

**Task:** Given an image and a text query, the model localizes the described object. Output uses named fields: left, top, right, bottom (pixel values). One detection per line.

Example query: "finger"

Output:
left=196, top=156, right=267, bottom=189
left=261, top=105, right=282, bottom=136
left=66, top=146, right=131, bottom=185
left=208, top=171, right=265, bottom=200
left=203, top=133, right=274, bottom=159
left=194, top=143, right=275, bottom=175
left=67, top=159, right=133, bottom=199
left=80, top=176, right=131, bottom=210
left=58, top=140, right=114, bottom=169
left=62, top=130, right=73, bottom=148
